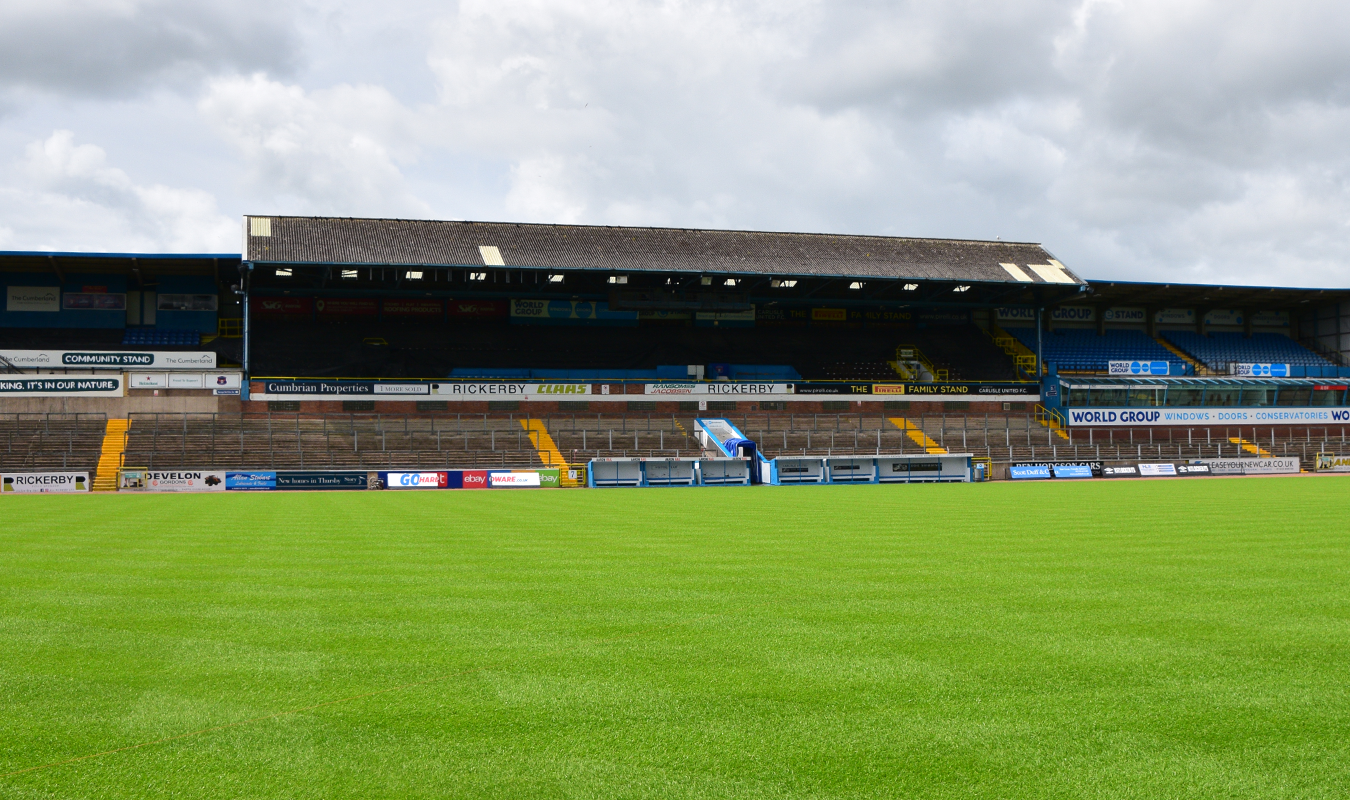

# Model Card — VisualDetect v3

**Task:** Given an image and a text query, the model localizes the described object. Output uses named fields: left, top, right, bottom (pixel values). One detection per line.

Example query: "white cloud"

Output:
left=0, top=130, right=236, bottom=252
left=198, top=73, right=430, bottom=217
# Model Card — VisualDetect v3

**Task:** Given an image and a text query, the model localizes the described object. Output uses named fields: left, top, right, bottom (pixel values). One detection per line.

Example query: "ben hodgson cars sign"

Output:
left=1065, top=407, right=1350, bottom=426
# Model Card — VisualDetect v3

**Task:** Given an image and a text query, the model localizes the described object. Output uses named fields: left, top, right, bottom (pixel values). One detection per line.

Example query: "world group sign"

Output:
left=1066, top=407, right=1350, bottom=426
left=1233, top=363, right=1289, bottom=377
left=1108, top=360, right=1170, bottom=376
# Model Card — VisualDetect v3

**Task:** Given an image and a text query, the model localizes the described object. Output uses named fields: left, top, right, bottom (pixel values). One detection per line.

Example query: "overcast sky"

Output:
left=0, top=0, right=1347, bottom=287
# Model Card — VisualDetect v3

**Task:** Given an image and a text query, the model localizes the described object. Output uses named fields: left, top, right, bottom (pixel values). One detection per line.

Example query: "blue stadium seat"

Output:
left=1162, top=331, right=1330, bottom=370
left=121, top=329, right=201, bottom=347
left=1007, top=328, right=1191, bottom=374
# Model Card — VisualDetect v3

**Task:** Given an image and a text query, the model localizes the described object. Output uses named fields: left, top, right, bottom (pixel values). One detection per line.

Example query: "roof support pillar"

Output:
left=1036, top=307, right=1044, bottom=377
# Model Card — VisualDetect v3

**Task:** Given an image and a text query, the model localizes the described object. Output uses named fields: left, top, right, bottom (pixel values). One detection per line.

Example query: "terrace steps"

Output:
left=93, top=419, right=129, bottom=492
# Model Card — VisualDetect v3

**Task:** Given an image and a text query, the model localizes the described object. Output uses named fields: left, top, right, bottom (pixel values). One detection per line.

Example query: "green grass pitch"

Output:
left=2, top=478, right=1349, bottom=799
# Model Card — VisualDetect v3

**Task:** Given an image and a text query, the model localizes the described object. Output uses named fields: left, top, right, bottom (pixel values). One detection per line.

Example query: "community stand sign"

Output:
left=1, top=472, right=89, bottom=493
left=0, top=350, right=217, bottom=370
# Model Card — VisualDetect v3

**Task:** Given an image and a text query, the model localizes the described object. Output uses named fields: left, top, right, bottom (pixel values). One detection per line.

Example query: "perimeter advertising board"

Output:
left=1198, top=457, right=1300, bottom=475
left=1064, top=407, right=1350, bottom=426
left=0, top=377, right=124, bottom=397
left=1, top=472, right=89, bottom=493
left=121, top=471, right=226, bottom=492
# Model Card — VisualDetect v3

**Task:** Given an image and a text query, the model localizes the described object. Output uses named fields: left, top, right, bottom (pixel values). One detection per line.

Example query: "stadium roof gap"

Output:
left=241, top=215, right=1089, bottom=290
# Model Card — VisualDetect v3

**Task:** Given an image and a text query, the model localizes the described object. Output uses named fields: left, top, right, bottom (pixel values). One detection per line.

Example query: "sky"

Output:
left=0, top=0, right=1348, bottom=287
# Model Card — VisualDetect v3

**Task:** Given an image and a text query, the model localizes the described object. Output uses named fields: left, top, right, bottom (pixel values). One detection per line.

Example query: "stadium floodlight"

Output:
left=608, top=275, right=628, bottom=284
left=406, top=271, right=423, bottom=280
left=275, top=268, right=292, bottom=278
left=701, top=276, right=712, bottom=285
left=903, top=283, right=918, bottom=290
left=771, top=279, right=797, bottom=288
left=849, top=281, right=864, bottom=290
left=340, top=269, right=358, bottom=280
left=548, top=274, right=565, bottom=283
left=953, top=285, right=970, bottom=292
left=469, top=272, right=487, bottom=281
left=725, top=278, right=738, bottom=286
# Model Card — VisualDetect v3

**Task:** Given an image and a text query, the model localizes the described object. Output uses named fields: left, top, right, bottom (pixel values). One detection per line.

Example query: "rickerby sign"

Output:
left=1064, top=407, right=1350, bottom=426
left=0, top=350, right=217, bottom=369
left=1, top=472, right=89, bottom=493
left=256, top=380, right=592, bottom=399
left=0, top=377, right=123, bottom=397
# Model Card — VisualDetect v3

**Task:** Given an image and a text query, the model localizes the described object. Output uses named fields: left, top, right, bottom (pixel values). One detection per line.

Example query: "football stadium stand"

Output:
left=1007, top=328, right=1192, bottom=374
left=4, top=217, right=1350, bottom=485
left=1162, top=331, right=1332, bottom=371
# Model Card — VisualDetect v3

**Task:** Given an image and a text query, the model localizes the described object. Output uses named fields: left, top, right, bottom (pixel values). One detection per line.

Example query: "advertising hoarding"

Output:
left=1, top=472, right=89, bottom=493
left=1109, top=361, right=1170, bottom=376
left=6, top=286, right=59, bottom=312
left=1065, top=407, right=1350, bottom=426
left=0, top=377, right=123, bottom=397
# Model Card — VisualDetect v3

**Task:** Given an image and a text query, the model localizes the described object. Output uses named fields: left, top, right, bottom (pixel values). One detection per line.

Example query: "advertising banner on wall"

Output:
left=0, top=376, right=124, bottom=397
left=123, top=471, right=226, bottom=492
left=383, top=298, right=444, bottom=316
left=1050, top=306, right=1095, bottom=323
left=1064, top=407, right=1350, bottom=426
left=490, top=471, right=541, bottom=487
left=63, top=293, right=127, bottom=310
left=315, top=298, right=378, bottom=316
left=6, top=286, right=60, bottom=312
left=1199, top=457, right=1300, bottom=475
left=0, top=350, right=216, bottom=370
left=275, top=471, right=368, bottom=490
left=1155, top=308, right=1195, bottom=324
left=448, top=300, right=508, bottom=317
left=1250, top=310, right=1290, bottom=327
left=385, top=471, right=449, bottom=489
left=995, top=307, right=1038, bottom=324
left=509, top=299, right=637, bottom=324
left=1203, top=309, right=1242, bottom=326
left=1, top=472, right=89, bottom=493
left=1103, top=307, right=1146, bottom=323
left=226, top=472, right=277, bottom=490
left=644, top=383, right=794, bottom=395
left=1137, top=463, right=1178, bottom=477
left=253, top=297, right=313, bottom=316
left=1109, top=360, right=1171, bottom=376
left=1232, top=363, right=1289, bottom=377
left=157, top=294, right=218, bottom=311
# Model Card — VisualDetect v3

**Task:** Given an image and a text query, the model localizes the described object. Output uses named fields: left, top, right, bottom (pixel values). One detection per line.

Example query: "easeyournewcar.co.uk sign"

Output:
left=0, top=377, right=123, bottom=396
left=1065, top=407, right=1350, bottom=426
left=0, top=350, right=217, bottom=369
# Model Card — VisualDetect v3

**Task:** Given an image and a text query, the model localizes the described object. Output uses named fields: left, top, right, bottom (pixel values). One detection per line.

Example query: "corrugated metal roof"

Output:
left=243, top=216, right=1084, bottom=285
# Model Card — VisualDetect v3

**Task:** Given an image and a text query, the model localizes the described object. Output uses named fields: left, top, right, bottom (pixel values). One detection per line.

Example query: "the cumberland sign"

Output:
left=1065, top=407, right=1350, bottom=426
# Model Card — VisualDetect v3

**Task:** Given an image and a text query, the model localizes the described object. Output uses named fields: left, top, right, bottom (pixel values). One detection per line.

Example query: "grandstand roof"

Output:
left=1078, top=280, right=1350, bottom=310
left=243, top=216, right=1086, bottom=286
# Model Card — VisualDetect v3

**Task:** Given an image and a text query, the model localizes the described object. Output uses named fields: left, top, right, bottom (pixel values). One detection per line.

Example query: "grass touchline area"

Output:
left=2, top=479, right=1348, bottom=799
